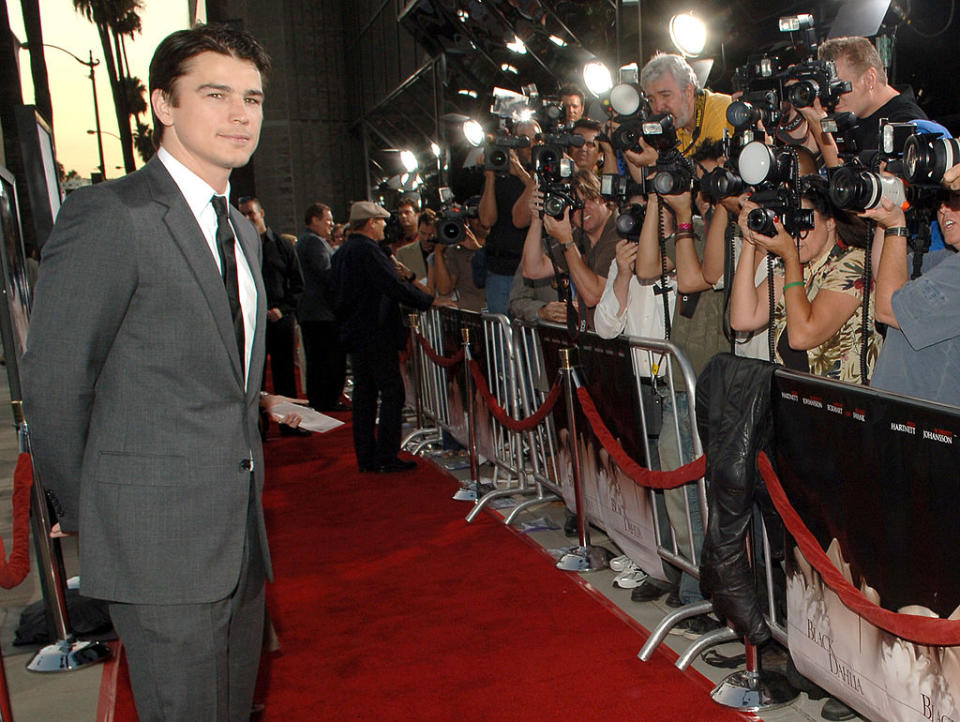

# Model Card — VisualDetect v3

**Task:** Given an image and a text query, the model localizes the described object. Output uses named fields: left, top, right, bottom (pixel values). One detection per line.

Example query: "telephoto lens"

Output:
left=726, top=100, right=762, bottom=131
left=903, top=134, right=960, bottom=185
left=828, top=167, right=906, bottom=211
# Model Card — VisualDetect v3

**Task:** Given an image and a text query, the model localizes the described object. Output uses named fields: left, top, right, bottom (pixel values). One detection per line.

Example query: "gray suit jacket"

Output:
left=22, top=157, right=271, bottom=605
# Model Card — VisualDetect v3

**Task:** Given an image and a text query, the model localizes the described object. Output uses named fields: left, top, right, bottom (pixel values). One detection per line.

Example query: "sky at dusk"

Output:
left=7, top=0, right=196, bottom=179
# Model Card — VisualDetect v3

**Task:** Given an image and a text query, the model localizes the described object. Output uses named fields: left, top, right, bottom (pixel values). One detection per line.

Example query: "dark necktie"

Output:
left=211, top=195, right=246, bottom=370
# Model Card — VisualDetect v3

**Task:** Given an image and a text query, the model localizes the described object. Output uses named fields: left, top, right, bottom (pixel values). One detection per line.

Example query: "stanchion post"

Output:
left=17, top=414, right=111, bottom=673
left=461, top=328, right=481, bottom=499
left=555, top=348, right=608, bottom=572
left=710, top=529, right=796, bottom=711
left=408, top=313, right=424, bottom=431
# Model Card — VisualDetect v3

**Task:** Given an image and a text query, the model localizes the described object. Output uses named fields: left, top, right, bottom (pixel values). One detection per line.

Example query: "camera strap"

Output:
left=679, top=90, right=708, bottom=156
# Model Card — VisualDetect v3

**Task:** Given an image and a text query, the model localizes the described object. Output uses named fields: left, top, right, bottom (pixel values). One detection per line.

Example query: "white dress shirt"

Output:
left=157, top=148, right=257, bottom=385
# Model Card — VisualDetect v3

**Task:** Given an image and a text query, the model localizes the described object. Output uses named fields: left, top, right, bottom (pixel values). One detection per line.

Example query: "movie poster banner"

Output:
left=773, top=372, right=960, bottom=722
left=538, top=326, right=666, bottom=583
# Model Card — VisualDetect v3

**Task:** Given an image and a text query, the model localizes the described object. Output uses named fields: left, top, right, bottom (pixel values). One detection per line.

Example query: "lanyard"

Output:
left=680, top=90, right=708, bottom=157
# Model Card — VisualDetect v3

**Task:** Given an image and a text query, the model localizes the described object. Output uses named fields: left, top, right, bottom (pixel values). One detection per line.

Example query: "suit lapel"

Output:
left=232, top=206, right=267, bottom=400
left=143, top=159, right=245, bottom=385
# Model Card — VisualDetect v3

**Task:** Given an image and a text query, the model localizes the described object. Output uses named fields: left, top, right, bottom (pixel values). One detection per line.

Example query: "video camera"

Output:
left=484, top=132, right=531, bottom=173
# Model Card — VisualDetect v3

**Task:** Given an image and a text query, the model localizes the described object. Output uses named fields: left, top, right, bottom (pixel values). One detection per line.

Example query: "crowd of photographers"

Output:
left=349, top=17, right=959, bottom=720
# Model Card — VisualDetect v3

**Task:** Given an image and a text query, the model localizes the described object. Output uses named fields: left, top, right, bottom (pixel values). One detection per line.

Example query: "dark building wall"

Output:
left=209, top=0, right=429, bottom=232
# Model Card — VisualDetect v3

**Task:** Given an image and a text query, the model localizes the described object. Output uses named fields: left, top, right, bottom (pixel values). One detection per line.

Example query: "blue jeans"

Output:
left=658, top=391, right=705, bottom=605
left=485, top=271, right=514, bottom=317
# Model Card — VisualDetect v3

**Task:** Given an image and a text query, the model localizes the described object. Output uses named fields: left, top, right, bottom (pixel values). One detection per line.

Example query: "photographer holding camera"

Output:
left=520, top=169, right=619, bottom=329
left=863, top=175, right=960, bottom=406
left=640, top=52, right=734, bottom=159
left=432, top=199, right=488, bottom=312
left=729, top=176, right=882, bottom=384
left=479, top=120, right=540, bottom=314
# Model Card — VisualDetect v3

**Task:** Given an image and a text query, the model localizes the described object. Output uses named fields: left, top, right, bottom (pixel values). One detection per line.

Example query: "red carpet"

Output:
left=255, top=421, right=753, bottom=721
left=101, top=416, right=753, bottom=720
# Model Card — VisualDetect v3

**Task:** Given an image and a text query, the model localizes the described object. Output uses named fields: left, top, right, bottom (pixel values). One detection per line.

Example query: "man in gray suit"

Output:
left=22, top=25, right=274, bottom=721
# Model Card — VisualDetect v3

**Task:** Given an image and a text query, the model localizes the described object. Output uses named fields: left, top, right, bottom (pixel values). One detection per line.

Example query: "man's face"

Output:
left=152, top=51, right=264, bottom=192
left=572, top=127, right=601, bottom=171
left=417, top=222, right=437, bottom=251
left=514, top=121, right=541, bottom=166
left=239, top=200, right=266, bottom=233
left=562, top=94, right=584, bottom=123
left=832, top=57, right=870, bottom=117
left=365, top=217, right=386, bottom=242
left=570, top=193, right=607, bottom=234
left=645, top=73, right=695, bottom=131
left=397, top=205, right=418, bottom=234
left=310, top=209, right=334, bottom=238
left=938, top=193, right=960, bottom=250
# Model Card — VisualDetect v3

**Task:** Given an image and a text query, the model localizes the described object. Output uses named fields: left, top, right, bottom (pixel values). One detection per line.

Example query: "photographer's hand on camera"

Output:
left=794, top=96, right=841, bottom=167
left=537, top=300, right=568, bottom=323
left=943, top=163, right=960, bottom=193
left=612, top=239, right=639, bottom=315
left=624, top=142, right=659, bottom=179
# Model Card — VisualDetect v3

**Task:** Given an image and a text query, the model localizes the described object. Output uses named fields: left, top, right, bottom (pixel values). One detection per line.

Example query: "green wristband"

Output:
left=783, top=281, right=805, bottom=291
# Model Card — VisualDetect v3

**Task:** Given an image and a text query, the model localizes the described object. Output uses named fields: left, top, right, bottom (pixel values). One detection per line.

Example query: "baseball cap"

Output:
left=348, top=201, right=391, bottom=223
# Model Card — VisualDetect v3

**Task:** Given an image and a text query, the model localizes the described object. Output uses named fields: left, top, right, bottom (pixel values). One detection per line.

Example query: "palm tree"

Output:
left=72, top=0, right=144, bottom=173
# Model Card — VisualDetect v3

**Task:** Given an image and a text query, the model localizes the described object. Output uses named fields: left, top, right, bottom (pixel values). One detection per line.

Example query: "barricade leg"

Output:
left=709, top=530, right=797, bottom=711
left=20, top=422, right=111, bottom=672
left=401, top=313, right=440, bottom=451
left=555, top=349, right=607, bottom=573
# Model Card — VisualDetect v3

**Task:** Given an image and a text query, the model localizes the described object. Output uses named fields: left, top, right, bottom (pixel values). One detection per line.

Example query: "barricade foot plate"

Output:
left=710, top=668, right=798, bottom=712
left=27, top=638, right=112, bottom=672
left=555, top=545, right=608, bottom=572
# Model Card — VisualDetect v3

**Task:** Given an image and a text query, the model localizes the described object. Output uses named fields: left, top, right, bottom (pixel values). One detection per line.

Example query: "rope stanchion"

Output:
left=758, top=451, right=960, bottom=647
left=469, top=360, right=561, bottom=432
left=576, top=386, right=705, bottom=489
left=416, top=332, right=465, bottom=367
left=0, top=452, right=34, bottom=589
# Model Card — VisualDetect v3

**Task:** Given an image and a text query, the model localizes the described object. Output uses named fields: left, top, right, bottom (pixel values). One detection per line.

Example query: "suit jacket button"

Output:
left=239, top=458, right=253, bottom=472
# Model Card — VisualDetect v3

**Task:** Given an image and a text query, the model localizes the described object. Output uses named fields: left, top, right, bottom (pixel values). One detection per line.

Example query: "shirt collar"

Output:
left=157, top=147, right=231, bottom=216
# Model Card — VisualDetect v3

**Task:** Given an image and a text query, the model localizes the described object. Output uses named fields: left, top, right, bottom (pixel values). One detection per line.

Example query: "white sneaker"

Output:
left=609, top=554, right=632, bottom=572
left=613, top=569, right=648, bottom=589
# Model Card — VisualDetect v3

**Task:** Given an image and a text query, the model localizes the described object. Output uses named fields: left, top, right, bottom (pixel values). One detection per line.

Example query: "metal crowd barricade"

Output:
left=401, top=308, right=445, bottom=454
left=464, top=312, right=540, bottom=522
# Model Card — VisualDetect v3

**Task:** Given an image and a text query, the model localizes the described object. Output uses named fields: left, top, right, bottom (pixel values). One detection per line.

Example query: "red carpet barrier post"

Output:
left=408, top=313, right=425, bottom=433
left=555, top=347, right=608, bottom=572
left=461, top=326, right=481, bottom=502
left=17, top=411, right=111, bottom=673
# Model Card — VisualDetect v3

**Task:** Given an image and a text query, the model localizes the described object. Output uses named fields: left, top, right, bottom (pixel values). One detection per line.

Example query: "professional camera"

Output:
left=484, top=133, right=532, bottom=173
left=615, top=203, right=646, bottom=241
left=902, top=132, right=960, bottom=186
left=642, top=114, right=695, bottom=195
left=746, top=187, right=815, bottom=237
left=436, top=188, right=479, bottom=245
left=732, top=54, right=784, bottom=94
left=828, top=167, right=907, bottom=211
left=699, top=166, right=747, bottom=203
left=383, top=211, right=404, bottom=248
left=602, top=72, right=652, bottom=153
left=737, top=141, right=797, bottom=187
left=600, top=174, right=648, bottom=204
left=785, top=59, right=851, bottom=112
left=533, top=140, right=582, bottom=219
left=820, top=112, right=861, bottom=158
left=726, top=90, right=782, bottom=133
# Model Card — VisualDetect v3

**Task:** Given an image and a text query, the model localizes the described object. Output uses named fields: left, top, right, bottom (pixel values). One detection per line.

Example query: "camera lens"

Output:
left=903, top=135, right=960, bottom=184
left=746, top=207, right=778, bottom=237
left=701, top=168, right=744, bottom=200
left=653, top=170, right=686, bottom=195
left=727, top=101, right=760, bottom=130
left=615, top=204, right=645, bottom=240
left=439, top=219, right=464, bottom=245
left=787, top=80, right=819, bottom=108
left=828, top=167, right=876, bottom=210
left=543, top=195, right=565, bottom=218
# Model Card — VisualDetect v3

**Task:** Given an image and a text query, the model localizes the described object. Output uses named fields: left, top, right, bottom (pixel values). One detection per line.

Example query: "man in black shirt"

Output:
left=803, top=36, right=926, bottom=164
left=331, top=201, right=434, bottom=473
left=239, top=197, right=305, bottom=416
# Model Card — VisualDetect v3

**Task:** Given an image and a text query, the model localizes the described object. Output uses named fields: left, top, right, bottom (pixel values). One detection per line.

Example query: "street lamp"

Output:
left=24, top=43, right=107, bottom=180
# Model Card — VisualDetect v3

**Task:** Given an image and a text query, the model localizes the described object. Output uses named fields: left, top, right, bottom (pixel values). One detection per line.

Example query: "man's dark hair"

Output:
left=396, top=197, right=419, bottom=213
left=417, top=208, right=437, bottom=227
left=237, top=196, right=262, bottom=212
left=691, top=139, right=725, bottom=164
left=305, top=202, right=331, bottom=227
left=572, top=118, right=602, bottom=134
left=559, top=84, right=585, bottom=104
left=149, top=23, right=271, bottom=147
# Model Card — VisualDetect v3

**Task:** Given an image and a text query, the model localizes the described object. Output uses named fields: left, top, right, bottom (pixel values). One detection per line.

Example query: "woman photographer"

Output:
left=729, top=175, right=882, bottom=384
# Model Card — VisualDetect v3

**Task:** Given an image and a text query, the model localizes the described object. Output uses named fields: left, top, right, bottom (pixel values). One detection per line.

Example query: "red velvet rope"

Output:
left=469, top=360, right=562, bottom=432
left=415, top=333, right=465, bottom=368
left=0, top=453, right=34, bottom=589
left=758, top=451, right=960, bottom=646
left=575, top=386, right=706, bottom=489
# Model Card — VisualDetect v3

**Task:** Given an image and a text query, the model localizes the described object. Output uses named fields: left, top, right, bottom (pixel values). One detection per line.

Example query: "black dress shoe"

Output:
left=280, top=426, right=312, bottom=437
left=323, top=402, right=352, bottom=412
left=821, top=698, right=857, bottom=721
left=630, top=579, right=675, bottom=603
left=376, top=458, right=417, bottom=473
left=665, top=589, right=684, bottom=608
